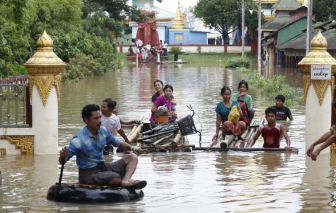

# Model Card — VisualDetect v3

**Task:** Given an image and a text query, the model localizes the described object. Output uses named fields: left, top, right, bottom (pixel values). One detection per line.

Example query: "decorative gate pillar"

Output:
left=298, top=31, right=336, bottom=153
left=24, top=31, right=66, bottom=154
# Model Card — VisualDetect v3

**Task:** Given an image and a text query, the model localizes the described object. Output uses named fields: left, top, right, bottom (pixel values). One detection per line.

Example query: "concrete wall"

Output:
left=118, top=44, right=252, bottom=54
left=157, top=26, right=166, bottom=42
left=189, top=31, right=208, bottom=45
left=169, top=30, right=189, bottom=45
left=132, top=26, right=137, bottom=41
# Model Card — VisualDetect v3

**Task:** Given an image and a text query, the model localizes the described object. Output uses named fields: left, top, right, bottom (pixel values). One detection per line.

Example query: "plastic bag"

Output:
left=158, top=106, right=167, bottom=110
left=228, top=105, right=240, bottom=124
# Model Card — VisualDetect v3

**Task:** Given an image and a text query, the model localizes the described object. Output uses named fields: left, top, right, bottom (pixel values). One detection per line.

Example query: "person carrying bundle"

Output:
left=213, top=86, right=246, bottom=143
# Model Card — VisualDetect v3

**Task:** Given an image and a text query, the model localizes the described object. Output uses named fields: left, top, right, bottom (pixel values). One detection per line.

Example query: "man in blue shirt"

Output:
left=59, top=104, right=146, bottom=189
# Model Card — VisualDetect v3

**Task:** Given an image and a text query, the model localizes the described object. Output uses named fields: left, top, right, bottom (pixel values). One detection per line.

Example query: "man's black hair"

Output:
left=275, top=94, right=285, bottom=103
left=103, top=98, right=116, bottom=109
left=265, top=107, right=277, bottom=116
left=81, top=104, right=100, bottom=122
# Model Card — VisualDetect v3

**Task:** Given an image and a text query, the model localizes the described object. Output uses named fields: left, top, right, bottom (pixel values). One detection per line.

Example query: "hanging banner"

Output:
left=311, top=65, right=331, bottom=80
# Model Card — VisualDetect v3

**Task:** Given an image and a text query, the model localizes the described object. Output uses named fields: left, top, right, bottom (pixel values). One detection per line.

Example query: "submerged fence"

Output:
left=0, top=75, right=32, bottom=128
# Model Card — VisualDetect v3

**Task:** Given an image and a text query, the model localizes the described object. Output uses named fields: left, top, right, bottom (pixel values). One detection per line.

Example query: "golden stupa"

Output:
left=170, top=2, right=187, bottom=30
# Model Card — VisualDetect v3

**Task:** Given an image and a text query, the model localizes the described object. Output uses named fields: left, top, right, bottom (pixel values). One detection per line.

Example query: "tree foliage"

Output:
left=313, top=0, right=336, bottom=22
left=0, top=0, right=144, bottom=78
left=193, top=0, right=263, bottom=40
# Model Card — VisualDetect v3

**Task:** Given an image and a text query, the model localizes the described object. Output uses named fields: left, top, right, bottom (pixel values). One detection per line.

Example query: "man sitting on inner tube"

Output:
left=59, top=104, right=147, bottom=190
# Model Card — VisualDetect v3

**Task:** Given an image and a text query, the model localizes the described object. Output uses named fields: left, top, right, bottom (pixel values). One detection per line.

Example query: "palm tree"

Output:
left=169, top=46, right=183, bottom=61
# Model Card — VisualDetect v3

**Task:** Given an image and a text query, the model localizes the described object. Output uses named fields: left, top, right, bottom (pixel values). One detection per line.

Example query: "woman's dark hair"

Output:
left=103, top=98, right=117, bottom=109
left=163, top=84, right=173, bottom=92
left=275, top=94, right=285, bottom=103
left=238, top=80, right=248, bottom=90
left=153, top=80, right=164, bottom=87
left=265, top=107, right=277, bottom=116
left=220, top=86, right=231, bottom=95
left=82, top=104, right=100, bottom=122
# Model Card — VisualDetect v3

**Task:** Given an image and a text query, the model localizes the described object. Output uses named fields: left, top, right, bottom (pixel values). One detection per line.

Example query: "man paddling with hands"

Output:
left=59, top=104, right=146, bottom=189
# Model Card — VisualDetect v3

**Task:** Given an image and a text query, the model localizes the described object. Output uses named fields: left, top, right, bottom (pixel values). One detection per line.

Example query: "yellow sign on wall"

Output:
left=176, top=35, right=182, bottom=42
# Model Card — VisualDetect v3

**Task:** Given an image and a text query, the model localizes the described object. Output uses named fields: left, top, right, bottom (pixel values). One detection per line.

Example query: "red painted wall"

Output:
left=290, top=7, right=316, bottom=23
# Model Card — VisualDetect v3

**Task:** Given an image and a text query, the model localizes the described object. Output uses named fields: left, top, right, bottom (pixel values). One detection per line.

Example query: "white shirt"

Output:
left=163, top=43, right=168, bottom=48
left=136, top=39, right=143, bottom=47
left=101, top=113, right=121, bottom=136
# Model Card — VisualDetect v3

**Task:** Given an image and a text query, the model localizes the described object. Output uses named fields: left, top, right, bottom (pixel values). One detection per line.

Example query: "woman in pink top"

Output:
left=150, top=84, right=176, bottom=122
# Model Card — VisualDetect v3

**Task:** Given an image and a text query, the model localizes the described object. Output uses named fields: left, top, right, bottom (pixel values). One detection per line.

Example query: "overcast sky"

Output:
left=128, top=0, right=198, bottom=13
left=156, top=0, right=198, bottom=13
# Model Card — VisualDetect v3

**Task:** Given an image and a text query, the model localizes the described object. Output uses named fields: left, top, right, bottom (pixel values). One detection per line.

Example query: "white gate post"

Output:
left=298, top=31, right=336, bottom=155
left=24, top=31, right=66, bottom=154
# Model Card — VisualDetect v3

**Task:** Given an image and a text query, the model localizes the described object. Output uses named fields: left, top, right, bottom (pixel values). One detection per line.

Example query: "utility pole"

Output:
left=306, top=0, right=312, bottom=55
left=258, top=0, right=261, bottom=74
left=242, top=0, right=245, bottom=58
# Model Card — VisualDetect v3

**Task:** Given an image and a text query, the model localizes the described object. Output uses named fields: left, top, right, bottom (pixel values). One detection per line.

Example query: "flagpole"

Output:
left=258, top=0, right=261, bottom=74
left=242, top=0, right=245, bottom=58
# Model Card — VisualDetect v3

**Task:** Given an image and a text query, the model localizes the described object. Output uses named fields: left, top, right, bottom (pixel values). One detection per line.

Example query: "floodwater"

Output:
left=1, top=63, right=336, bottom=212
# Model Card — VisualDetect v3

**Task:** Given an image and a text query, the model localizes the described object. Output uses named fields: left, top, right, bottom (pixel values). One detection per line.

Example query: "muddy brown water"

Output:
left=0, top=63, right=335, bottom=212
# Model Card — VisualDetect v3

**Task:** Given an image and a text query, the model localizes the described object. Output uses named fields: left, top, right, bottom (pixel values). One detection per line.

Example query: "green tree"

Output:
left=313, top=0, right=336, bottom=22
left=0, top=0, right=145, bottom=78
left=82, top=0, right=154, bottom=38
left=193, top=0, right=262, bottom=42
left=0, top=0, right=31, bottom=77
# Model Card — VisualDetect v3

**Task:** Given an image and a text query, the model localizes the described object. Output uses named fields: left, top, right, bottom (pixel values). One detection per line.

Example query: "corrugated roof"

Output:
left=329, top=22, right=336, bottom=28
left=276, top=29, right=336, bottom=50
left=261, top=15, right=291, bottom=30
left=262, top=39, right=274, bottom=46
left=313, top=19, right=333, bottom=30
left=278, top=16, right=307, bottom=31
left=272, top=0, right=302, bottom=10
left=289, top=5, right=316, bottom=14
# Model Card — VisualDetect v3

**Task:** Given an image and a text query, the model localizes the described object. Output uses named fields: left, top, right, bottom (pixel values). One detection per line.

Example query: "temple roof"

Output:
left=272, top=0, right=302, bottom=10
left=276, top=29, right=336, bottom=50
left=132, top=0, right=175, bottom=18
left=261, top=15, right=291, bottom=31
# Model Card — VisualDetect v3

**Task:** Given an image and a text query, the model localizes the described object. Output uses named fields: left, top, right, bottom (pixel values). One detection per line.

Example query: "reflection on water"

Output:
left=261, top=66, right=304, bottom=88
left=1, top=64, right=336, bottom=212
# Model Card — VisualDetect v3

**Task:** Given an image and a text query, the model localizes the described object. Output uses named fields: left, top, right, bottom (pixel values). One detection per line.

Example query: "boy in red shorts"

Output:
left=248, top=107, right=291, bottom=150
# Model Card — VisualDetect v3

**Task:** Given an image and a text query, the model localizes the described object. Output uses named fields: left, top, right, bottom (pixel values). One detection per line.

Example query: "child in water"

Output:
left=273, top=95, right=293, bottom=121
left=248, top=107, right=291, bottom=150
left=306, top=100, right=336, bottom=161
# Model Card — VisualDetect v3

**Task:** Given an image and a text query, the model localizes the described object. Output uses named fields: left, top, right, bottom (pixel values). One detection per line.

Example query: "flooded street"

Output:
left=1, top=63, right=336, bottom=212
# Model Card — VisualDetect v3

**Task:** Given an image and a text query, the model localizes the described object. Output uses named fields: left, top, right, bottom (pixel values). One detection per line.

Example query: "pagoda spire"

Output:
left=170, top=1, right=187, bottom=29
